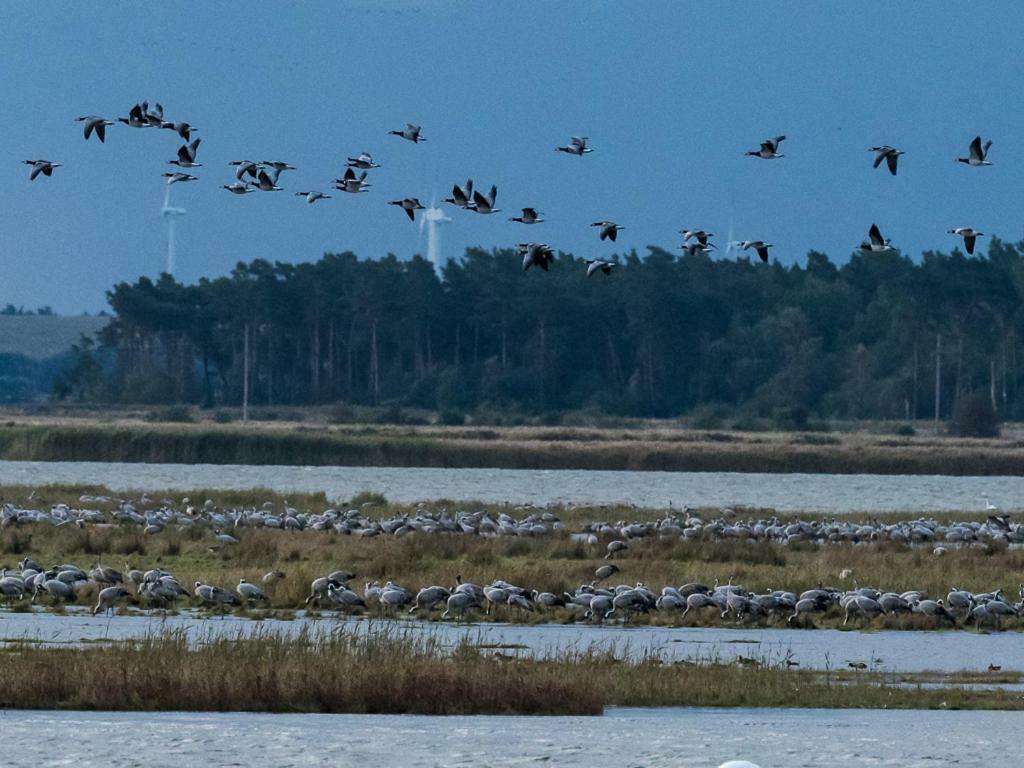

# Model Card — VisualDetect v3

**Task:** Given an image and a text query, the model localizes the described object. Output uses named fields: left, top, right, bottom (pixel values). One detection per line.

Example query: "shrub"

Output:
left=145, top=405, right=194, bottom=423
left=211, top=410, right=235, bottom=424
left=951, top=392, right=1000, bottom=438
left=439, top=409, right=465, bottom=426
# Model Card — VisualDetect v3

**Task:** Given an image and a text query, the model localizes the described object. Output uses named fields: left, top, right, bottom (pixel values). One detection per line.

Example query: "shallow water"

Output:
left=0, top=707, right=1015, bottom=767
left=0, top=460, right=1021, bottom=512
left=1, top=609, right=1018, bottom=673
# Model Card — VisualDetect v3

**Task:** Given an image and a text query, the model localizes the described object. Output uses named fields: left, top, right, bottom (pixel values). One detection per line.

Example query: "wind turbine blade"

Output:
left=163, top=186, right=171, bottom=211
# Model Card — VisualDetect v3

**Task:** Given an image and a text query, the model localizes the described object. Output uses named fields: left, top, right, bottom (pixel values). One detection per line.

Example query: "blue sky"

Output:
left=1, top=2, right=1021, bottom=312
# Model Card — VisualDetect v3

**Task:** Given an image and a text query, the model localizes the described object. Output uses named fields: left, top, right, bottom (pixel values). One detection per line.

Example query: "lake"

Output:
left=0, top=707, right=1014, bottom=767
left=1, top=609, right=1018, bottom=673
left=0, top=460, right=1020, bottom=512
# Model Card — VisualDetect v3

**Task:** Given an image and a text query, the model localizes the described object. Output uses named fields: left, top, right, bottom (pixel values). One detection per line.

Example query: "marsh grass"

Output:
left=0, top=626, right=1020, bottom=713
left=0, top=420, right=1023, bottom=474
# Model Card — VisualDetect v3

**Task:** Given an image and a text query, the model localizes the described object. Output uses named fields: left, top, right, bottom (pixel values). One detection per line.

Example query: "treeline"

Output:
left=60, top=240, right=1024, bottom=423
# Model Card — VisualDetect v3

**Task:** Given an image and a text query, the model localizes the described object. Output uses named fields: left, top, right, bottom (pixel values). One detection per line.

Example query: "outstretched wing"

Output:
left=868, top=223, right=883, bottom=246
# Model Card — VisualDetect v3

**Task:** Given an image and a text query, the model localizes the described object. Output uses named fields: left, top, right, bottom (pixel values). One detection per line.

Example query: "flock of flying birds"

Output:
left=23, top=102, right=996, bottom=278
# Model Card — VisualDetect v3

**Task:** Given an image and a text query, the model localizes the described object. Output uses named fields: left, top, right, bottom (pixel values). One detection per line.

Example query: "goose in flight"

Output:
left=869, top=145, right=904, bottom=176
left=681, top=241, right=716, bottom=257
left=162, top=172, right=198, bottom=185
left=23, top=159, right=61, bottom=180
left=681, top=229, right=714, bottom=247
left=556, top=136, right=593, bottom=155
left=510, top=207, right=543, bottom=224
left=262, top=160, right=296, bottom=173
left=519, top=242, right=555, bottom=272
left=117, top=103, right=149, bottom=128
left=591, top=220, right=623, bottom=241
left=390, top=123, right=425, bottom=143
left=249, top=168, right=283, bottom=191
left=859, top=223, right=894, bottom=253
left=142, top=101, right=164, bottom=127
left=585, top=259, right=616, bottom=277
left=443, top=179, right=474, bottom=208
left=296, top=190, right=332, bottom=204
left=229, top=160, right=263, bottom=181
left=469, top=185, right=499, bottom=214
left=389, top=197, right=426, bottom=221
left=75, top=115, right=114, bottom=143
left=948, top=227, right=984, bottom=255
left=738, top=240, right=772, bottom=263
left=957, top=136, right=992, bottom=166
left=745, top=135, right=786, bottom=159
left=168, top=139, right=202, bottom=168
left=333, top=167, right=371, bottom=193
left=161, top=121, right=198, bottom=141
left=346, top=152, right=379, bottom=169
left=222, top=182, right=255, bottom=195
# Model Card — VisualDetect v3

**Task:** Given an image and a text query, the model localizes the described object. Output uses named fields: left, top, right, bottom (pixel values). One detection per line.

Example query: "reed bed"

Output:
left=0, top=420, right=1022, bottom=474
left=0, top=627, right=1020, bottom=713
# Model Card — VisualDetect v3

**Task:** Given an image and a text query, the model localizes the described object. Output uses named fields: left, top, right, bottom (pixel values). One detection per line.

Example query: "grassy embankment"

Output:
left=2, top=485, right=1023, bottom=627
left=0, top=418, right=1023, bottom=473
left=0, top=627, right=1020, bottom=714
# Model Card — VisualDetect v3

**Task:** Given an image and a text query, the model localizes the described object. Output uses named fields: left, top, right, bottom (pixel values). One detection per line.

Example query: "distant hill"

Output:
left=0, top=315, right=109, bottom=360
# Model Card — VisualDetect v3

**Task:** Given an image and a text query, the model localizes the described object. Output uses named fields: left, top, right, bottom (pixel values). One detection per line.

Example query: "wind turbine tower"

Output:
left=161, top=186, right=186, bottom=276
left=419, top=196, right=452, bottom=275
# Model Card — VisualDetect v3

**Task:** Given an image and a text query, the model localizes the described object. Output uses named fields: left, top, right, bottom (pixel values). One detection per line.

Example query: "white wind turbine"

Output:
left=419, top=192, right=451, bottom=275
left=161, top=186, right=186, bottom=276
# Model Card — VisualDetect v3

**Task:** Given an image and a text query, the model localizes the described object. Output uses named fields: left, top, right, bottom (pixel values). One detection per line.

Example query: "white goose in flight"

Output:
left=75, top=115, right=114, bottom=143
left=168, top=139, right=202, bottom=168
left=296, top=190, right=332, bottom=204
left=869, top=145, right=904, bottom=176
left=248, top=168, right=283, bottom=191
left=519, top=242, right=555, bottom=272
left=510, top=207, right=543, bottom=224
left=948, top=227, right=984, bottom=255
left=591, top=220, right=623, bottom=242
left=585, top=259, right=616, bottom=278
left=681, top=229, right=714, bottom=247
left=957, top=136, right=992, bottom=166
left=681, top=241, right=716, bottom=257
left=443, top=179, right=473, bottom=208
left=161, top=121, right=198, bottom=141
left=390, top=123, right=425, bottom=143
left=333, top=168, right=371, bottom=193
left=469, top=185, right=499, bottom=214
left=117, top=103, right=149, bottom=128
left=738, top=240, right=773, bottom=263
left=745, top=135, right=786, bottom=159
left=346, top=152, right=379, bottom=169
left=389, top=197, right=426, bottom=221
left=162, top=172, right=198, bottom=185
left=229, top=160, right=263, bottom=181
left=859, top=223, right=894, bottom=253
left=556, top=136, right=593, bottom=155
left=23, top=159, right=61, bottom=180
left=222, top=182, right=255, bottom=195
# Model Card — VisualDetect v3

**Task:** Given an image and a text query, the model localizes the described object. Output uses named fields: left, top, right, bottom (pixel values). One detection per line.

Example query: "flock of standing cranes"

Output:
left=23, top=101, right=996, bottom=279
left=6, top=554, right=1023, bottom=631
